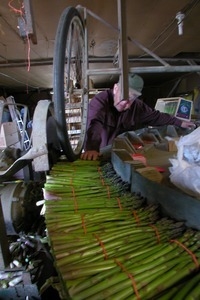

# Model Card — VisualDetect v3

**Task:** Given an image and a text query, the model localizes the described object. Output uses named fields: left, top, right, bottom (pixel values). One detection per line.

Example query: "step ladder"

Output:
left=6, top=96, right=31, bottom=151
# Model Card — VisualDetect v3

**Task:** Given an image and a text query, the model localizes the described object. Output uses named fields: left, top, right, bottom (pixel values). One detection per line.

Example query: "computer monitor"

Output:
left=155, top=97, right=193, bottom=121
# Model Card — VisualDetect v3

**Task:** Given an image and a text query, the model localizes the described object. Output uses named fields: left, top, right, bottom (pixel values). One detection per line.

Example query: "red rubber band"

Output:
left=106, top=185, right=111, bottom=198
left=81, top=214, right=87, bottom=234
left=149, top=224, right=161, bottom=243
left=97, top=167, right=102, bottom=176
left=170, top=239, right=199, bottom=268
left=71, top=186, right=78, bottom=212
left=116, top=197, right=122, bottom=210
left=97, top=167, right=105, bottom=185
left=115, top=259, right=141, bottom=300
left=101, top=178, right=105, bottom=186
left=94, top=234, right=108, bottom=260
left=132, top=210, right=140, bottom=225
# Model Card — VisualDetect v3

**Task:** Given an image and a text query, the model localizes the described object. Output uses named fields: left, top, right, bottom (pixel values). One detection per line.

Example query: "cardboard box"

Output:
left=136, top=166, right=163, bottom=183
left=165, top=136, right=179, bottom=152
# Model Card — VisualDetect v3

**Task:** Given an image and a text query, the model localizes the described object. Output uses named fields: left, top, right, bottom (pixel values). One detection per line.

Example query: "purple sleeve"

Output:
left=137, top=100, right=183, bottom=127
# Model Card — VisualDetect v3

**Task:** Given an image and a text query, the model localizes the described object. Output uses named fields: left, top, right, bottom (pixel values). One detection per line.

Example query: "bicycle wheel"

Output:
left=53, top=6, right=88, bottom=161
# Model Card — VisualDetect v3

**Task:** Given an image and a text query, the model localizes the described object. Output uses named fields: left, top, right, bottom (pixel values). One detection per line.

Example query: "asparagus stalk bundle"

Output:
left=44, top=160, right=200, bottom=299
left=157, top=269, right=200, bottom=299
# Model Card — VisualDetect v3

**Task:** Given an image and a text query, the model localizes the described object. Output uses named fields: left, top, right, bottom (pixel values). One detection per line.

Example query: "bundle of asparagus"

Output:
left=44, top=160, right=200, bottom=299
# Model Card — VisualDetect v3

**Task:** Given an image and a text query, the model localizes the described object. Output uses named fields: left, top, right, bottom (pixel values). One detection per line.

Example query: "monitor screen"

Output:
left=175, top=98, right=192, bottom=120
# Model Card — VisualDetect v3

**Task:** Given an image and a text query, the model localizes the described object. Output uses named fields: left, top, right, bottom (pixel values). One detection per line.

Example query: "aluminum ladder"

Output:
left=6, top=96, right=31, bottom=151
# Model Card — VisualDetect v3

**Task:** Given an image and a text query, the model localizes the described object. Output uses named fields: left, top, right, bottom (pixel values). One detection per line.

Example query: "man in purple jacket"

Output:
left=81, top=74, right=195, bottom=160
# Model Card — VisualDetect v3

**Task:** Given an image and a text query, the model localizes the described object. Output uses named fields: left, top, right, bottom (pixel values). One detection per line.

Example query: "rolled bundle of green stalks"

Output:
left=44, top=160, right=200, bottom=300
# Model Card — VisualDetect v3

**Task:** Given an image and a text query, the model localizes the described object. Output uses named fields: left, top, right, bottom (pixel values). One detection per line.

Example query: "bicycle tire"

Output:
left=53, top=6, right=88, bottom=161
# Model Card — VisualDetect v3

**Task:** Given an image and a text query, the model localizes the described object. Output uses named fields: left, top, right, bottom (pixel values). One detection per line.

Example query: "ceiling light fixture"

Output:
left=176, top=11, right=185, bottom=36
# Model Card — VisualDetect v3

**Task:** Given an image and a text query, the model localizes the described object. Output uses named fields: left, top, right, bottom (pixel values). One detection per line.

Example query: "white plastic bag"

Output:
left=169, top=127, right=200, bottom=199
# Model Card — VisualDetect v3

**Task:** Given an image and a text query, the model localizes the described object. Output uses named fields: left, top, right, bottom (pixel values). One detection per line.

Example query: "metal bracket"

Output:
left=31, top=100, right=53, bottom=172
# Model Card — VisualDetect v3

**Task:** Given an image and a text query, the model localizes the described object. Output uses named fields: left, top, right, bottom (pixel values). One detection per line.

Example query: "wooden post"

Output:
left=117, top=0, right=129, bottom=100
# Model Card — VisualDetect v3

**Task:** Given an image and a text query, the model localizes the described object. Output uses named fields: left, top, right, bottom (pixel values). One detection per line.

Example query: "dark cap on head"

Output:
left=128, top=74, right=144, bottom=95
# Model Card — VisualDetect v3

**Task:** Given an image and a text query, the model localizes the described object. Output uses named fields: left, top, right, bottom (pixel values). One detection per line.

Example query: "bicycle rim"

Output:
left=53, top=6, right=88, bottom=161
